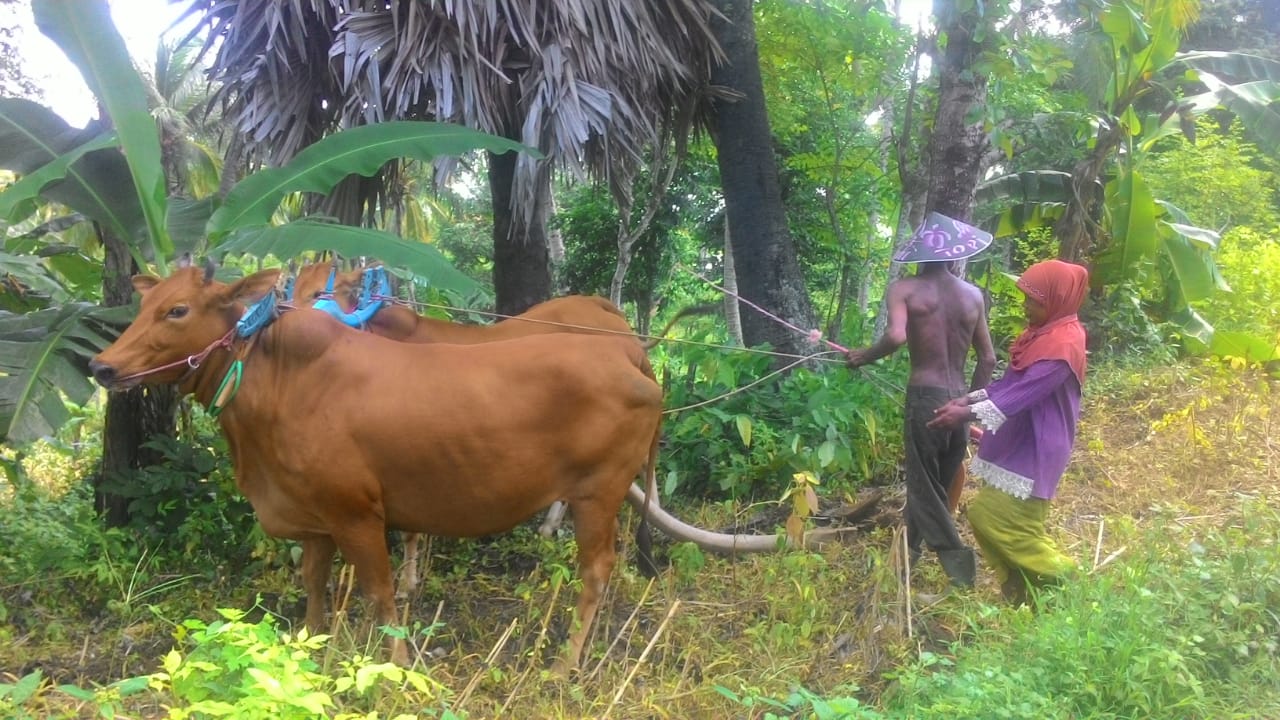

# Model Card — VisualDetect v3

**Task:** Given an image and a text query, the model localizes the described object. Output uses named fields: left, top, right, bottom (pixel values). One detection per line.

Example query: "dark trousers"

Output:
left=903, top=386, right=974, bottom=584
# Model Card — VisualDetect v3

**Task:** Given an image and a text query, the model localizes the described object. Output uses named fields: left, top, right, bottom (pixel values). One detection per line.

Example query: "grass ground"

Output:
left=1, top=360, right=1278, bottom=718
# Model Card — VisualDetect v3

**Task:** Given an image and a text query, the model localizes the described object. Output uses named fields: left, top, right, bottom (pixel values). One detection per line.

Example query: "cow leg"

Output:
left=396, top=532, right=421, bottom=599
left=554, top=498, right=619, bottom=675
left=301, top=536, right=337, bottom=633
left=332, top=523, right=408, bottom=667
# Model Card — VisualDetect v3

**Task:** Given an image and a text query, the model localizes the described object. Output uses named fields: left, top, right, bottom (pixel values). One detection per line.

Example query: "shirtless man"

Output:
left=847, top=213, right=997, bottom=587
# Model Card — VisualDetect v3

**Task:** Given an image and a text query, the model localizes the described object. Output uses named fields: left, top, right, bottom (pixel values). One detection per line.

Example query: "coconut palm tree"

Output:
left=186, top=0, right=723, bottom=315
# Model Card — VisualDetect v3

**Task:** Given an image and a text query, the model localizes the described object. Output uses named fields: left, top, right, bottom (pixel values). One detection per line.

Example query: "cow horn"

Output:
left=175, top=252, right=193, bottom=269
left=625, top=483, right=866, bottom=554
left=203, top=257, right=218, bottom=284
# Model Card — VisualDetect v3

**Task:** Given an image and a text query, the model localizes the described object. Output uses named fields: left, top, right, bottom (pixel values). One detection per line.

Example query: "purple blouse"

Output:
left=967, top=359, right=1081, bottom=500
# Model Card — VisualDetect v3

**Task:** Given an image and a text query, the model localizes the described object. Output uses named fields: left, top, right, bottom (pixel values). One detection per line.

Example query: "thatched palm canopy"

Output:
left=187, top=0, right=724, bottom=224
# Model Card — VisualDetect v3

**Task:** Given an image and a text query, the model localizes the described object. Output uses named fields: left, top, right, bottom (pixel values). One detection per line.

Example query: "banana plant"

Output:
left=980, top=0, right=1280, bottom=346
left=0, top=0, right=536, bottom=442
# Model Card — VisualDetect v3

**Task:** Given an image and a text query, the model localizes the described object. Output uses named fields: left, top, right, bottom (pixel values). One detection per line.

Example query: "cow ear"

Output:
left=223, top=269, right=282, bottom=306
left=132, top=275, right=161, bottom=295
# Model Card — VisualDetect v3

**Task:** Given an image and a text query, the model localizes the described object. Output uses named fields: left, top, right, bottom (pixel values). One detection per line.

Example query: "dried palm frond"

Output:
left=187, top=0, right=723, bottom=232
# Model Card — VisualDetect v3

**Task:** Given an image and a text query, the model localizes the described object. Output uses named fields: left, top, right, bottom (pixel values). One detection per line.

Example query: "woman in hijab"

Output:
left=928, top=259, right=1089, bottom=603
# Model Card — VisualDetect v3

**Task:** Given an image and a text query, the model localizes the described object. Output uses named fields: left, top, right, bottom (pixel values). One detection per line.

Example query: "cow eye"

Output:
left=166, top=305, right=189, bottom=319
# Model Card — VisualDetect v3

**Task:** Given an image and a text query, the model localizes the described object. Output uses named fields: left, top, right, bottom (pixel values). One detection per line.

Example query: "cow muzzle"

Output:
left=89, top=360, right=122, bottom=390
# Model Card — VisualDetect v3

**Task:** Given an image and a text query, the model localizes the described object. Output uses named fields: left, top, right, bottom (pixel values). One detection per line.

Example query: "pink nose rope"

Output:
left=110, top=326, right=237, bottom=385
left=679, top=264, right=850, bottom=354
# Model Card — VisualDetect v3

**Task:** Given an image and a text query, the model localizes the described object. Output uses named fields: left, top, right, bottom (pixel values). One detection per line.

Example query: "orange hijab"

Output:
left=1010, top=259, right=1089, bottom=385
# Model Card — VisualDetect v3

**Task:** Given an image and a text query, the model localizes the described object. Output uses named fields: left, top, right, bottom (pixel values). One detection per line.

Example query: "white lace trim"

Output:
left=970, top=399, right=1007, bottom=433
left=967, top=388, right=989, bottom=402
left=971, top=457, right=1033, bottom=499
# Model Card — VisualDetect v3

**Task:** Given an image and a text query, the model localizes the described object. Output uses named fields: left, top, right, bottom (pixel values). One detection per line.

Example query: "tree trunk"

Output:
left=95, top=229, right=178, bottom=527
left=488, top=150, right=552, bottom=316
left=924, top=0, right=991, bottom=222
left=708, top=0, right=816, bottom=357
left=722, top=215, right=744, bottom=346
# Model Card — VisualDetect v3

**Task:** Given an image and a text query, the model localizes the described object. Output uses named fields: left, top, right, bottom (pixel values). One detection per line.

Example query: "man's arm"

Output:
left=847, top=281, right=909, bottom=367
left=969, top=304, right=996, bottom=391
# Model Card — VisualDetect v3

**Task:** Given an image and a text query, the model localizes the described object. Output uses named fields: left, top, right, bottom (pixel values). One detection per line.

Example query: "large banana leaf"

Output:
left=1189, top=80, right=1280, bottom=154
left=976, top=171, right=1073, bottom=237
left=1154, top=200, right=1227, bottom=306
left=218, top=220, right=484, bottom=298
left=976, top=170, right=1073, bottom=206
left=1173, top=52, right=1280, bottom=154
left=166, top=197, right=219, bottom=257
left=0, top=250, right=70, bottom=306
left=1209, top=330, right=1278, bottom=363
left=1174, top=51, right=1280, bottom=86
left=34, top=0, right=171, bottom=261
left=0, top=303, right=131, bottom=443
left=1159, top=226, right=1220, bottom=304
left=0, top=132, right=118, bottom=225
left=0, top=99, right=143, bottom=240
left=1168, top=305, right=1214, bottom=350
left=207, top=122, right=535, bottom=241
left=1095, top=168, right=1158, bottom=285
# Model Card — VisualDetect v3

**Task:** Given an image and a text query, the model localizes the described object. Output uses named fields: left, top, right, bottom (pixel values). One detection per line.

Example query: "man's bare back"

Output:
left=847, top=263, right=995, bottom=392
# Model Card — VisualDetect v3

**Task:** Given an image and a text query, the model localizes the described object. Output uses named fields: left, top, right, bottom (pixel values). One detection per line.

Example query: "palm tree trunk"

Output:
left=95, top=228, right=177, bottom=527
left=488, top=150, right=552, bottom=316
left=708, top=0, right=816, bottom=358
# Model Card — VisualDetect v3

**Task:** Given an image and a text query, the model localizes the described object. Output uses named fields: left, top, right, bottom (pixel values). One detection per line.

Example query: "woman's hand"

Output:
left=928, top=398, right=972, bottom=430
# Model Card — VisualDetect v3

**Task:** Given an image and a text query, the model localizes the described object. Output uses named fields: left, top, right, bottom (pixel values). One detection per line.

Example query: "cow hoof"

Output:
left=390, top=640, right=412, bottom=668
left=549, top=659, right=576, bottom=680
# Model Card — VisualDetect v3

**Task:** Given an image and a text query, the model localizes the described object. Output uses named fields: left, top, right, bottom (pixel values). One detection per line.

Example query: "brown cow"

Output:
left=292, top=261, right=701, bottom=592
left=90, top=266, right=664, bottom=672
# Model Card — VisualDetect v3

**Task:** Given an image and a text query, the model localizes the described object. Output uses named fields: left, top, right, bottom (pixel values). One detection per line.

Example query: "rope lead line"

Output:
left=365, top=283, right=907, bottom=403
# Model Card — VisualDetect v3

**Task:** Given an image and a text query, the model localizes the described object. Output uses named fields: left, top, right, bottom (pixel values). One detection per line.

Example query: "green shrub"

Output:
left=717, top=502, right=1280, bottom=719
left=881, top=504, right=1280, bottom=719
left=96, top=429, right=276, bottom=574
left=154, top=607, right=458, bottom=719
left=657, top=341, right=901, bottom=502
left=0, top=475, right=128, bottom=589
left=1195, top=226, right=1280, bottom=339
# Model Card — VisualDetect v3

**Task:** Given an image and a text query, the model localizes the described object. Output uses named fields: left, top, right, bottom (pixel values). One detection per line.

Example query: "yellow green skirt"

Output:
left=965, top=485, right=1075, bottom=597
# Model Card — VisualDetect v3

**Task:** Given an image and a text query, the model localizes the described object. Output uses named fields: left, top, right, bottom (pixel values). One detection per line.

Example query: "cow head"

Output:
left=292, top=260, right=363, bottom=312
left=90, top=265, right=282, bottom=391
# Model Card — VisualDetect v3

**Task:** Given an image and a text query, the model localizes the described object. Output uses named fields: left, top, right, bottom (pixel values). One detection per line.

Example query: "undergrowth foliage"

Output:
left=657, top=341, right=903, bottom=501
left=715, top=502, right=1280, bottom=719
left=2, top=357, right=1278, bottom=718
left=879, top=504, right=1280, bottom=719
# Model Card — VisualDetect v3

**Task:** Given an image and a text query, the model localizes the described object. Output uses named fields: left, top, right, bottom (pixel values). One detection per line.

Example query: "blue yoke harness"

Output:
left=287, top=265, right=393, bottom=329
left=211, top=267, right=395, bottom=417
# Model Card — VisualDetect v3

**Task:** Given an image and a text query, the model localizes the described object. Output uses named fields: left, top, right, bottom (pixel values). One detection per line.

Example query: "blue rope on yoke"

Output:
left=235, top=290, right=278, bottom=338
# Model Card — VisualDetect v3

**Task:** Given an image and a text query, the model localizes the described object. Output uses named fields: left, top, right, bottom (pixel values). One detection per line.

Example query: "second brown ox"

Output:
left=90, top=266, right=664, bottom=672
left=292, top=261, right=639, bottom=345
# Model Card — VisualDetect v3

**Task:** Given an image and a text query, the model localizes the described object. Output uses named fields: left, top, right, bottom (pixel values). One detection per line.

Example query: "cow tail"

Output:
left=640, top=304, right=720, bottom=350
left=634, top=413, right=663, bottom=578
